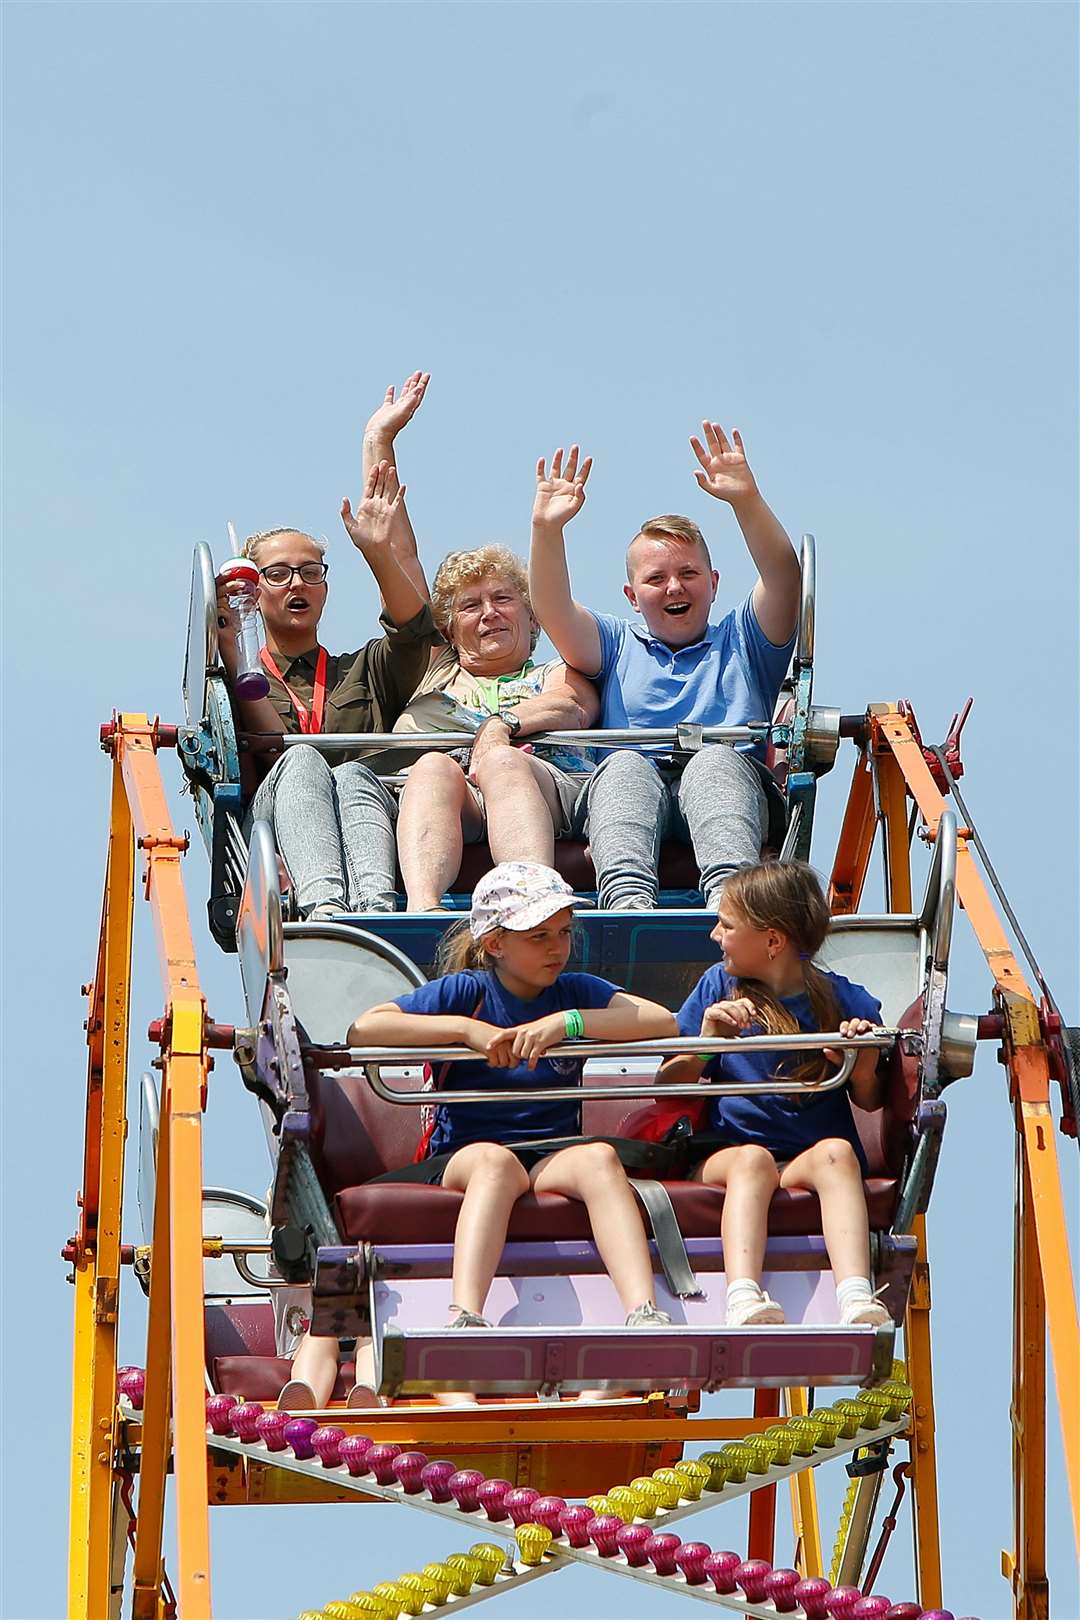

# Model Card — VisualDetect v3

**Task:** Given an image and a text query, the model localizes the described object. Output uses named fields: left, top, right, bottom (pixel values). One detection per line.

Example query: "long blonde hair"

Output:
left=721, top=862, right=839, bottom=1087
left=436, top=919, right=498, bottom=975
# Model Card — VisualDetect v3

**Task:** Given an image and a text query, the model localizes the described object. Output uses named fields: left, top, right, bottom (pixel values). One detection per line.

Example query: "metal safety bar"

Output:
left=248, top=723, right=776, bottom=753
left=345, top=1030, right=895, bottom=1106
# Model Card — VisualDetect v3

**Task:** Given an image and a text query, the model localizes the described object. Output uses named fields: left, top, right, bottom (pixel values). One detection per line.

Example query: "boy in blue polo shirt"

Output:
left=528, top=423, right=801, bottom=909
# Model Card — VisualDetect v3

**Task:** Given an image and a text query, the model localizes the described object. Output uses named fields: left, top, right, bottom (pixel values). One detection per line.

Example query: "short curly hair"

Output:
left=431, top=545, right=538, bottom=650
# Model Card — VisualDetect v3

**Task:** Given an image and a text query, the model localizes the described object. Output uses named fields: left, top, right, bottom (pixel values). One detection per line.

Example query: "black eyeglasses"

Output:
left=258, top=562, right=329, bottom=586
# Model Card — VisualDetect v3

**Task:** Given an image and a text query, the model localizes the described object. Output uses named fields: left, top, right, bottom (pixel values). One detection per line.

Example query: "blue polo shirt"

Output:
left=392, top=969, right=622, bottom=1155
left=591, top=595, right=795, bottom=758
left=676, top=965, right=882, bottom=1171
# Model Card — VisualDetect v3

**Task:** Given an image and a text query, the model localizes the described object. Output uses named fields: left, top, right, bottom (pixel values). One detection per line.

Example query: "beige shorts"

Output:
left=465, top=758, right=586, bottom=840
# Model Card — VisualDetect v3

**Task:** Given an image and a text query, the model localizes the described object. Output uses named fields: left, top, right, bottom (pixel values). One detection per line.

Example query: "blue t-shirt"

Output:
left=393, top=969, right=622, bottom=1155
left=676, top=965, right=882, bottom=1170
left=591, top=595, right=795, bottom=759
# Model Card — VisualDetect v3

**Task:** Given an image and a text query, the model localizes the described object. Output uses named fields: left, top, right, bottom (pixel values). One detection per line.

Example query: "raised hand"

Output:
left=365, top=371, right=430, bottom=440
left=532, top=445, right=593, bottom=532
left=690, top=421, right=760, bottom=506
left=700, top=998, right=759, bottom=1039
left=340, top=460, right=406, bottom=553
left=823, top=1016, right=876, bottom=1067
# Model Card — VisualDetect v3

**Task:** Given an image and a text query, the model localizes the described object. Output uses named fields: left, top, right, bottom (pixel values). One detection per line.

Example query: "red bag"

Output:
left=623, top=1097, right=708, bottom=1143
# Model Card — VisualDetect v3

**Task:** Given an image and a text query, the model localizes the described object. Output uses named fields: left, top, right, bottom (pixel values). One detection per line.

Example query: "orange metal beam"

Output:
left=747, top=1388, right=780, bottom=1560
left=877, top=709, right=1080, bottom=1574
left=1003, top=1140, right=1049, bottom=1620
left=829, top=747, right=877, bottom=915
left=113, top=716, right=213, bottom=1619
left=904, top=1218, right=943, bottom=1608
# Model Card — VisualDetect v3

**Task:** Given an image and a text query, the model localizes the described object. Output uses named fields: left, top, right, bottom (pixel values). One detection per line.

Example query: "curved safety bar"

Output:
left=236, top=819, right=285, bottom=1021
left=797, top=532, right=816, bottom=668
left=349, top=1030, right=895, bottom=1106
left=919, top=810, right=957, bottom=973
left=182, top=541, right=219, bottom=732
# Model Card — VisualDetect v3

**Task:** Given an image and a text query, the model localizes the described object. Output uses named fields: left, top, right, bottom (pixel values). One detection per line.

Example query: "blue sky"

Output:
left=3, top=3, right=1077, bottom=1617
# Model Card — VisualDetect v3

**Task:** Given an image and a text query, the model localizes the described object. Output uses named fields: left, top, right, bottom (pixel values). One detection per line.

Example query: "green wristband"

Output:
left=563, top=1008, right=585, bottom=1040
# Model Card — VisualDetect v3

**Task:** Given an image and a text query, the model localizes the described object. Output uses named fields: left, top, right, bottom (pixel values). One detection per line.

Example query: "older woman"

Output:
left=217, top=374, right=439, bottom=918
left=392, top=546, right=598, bottom=911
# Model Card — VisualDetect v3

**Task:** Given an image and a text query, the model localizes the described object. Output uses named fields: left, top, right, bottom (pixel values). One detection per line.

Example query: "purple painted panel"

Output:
left=376, top=1323, right=880, bottom=1395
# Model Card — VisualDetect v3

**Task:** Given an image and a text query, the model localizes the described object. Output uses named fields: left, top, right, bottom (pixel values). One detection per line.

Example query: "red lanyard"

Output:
left=260, top=646, right=328, bottom=736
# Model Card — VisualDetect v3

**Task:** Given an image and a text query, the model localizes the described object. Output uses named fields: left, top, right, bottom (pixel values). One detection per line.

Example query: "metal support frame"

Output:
left=69, top=715, right=214, bottom=1620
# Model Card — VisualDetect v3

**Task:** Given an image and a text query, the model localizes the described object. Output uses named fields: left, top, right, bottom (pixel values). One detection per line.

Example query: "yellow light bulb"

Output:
left=420, top=1566, right=454, bottom=1605
left=697, top=1450, right=731, bottom=1490
left=586, top=1494, right=614, bottom=1517
left=628, top=1477, right=665, bottom=1515
left=650, top=1467, right=684, bottom=1507
left=764, top=1424, right=796, bottom=1465
left=672, top=1458, right=711, bottom=1500
left=467, top=1544, right=506, bottom=1585
left=348, top=1595, right=394, bottom=1619
left=372, top=1584, right=406, bottom=1616
left=719, top=1442, right=752, bottom=1483
left=397, top=1574, right=439, bottom=1610
left=786, top=1419, right=820, bottom=1456
left=745, top=1433, right=778, bottom=1473
left=890, top=1358, right=907, bottom=1382
left=808, top=1407, right=841, bottom=1446
left=515, top=1524, right=554, bottom=1567
left=442, top=1556, right=481, bottom=1596
left=830, top=1400, right=864, bottom=1439
left=604, top=1487, right=639, bottom=1523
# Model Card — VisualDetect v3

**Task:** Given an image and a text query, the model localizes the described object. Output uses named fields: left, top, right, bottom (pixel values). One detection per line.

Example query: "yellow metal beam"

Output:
left=68, top=763, right=134, bottom=1620
left=784, top=1387, right=823, bottom=1576
left=1004, top=1139, right=1049, bottom=1620
left=904, top=1217, right=943, bottom=1608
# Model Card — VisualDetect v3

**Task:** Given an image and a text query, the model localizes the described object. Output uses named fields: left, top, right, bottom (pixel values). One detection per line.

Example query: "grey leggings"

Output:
left=247, top=743, right=397, bottom=915
left=579, top=746, right=768, bottom=910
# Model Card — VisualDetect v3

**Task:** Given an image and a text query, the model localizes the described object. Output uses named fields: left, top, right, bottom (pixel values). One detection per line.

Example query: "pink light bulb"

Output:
left=366, top=1443, right=403, bottom=1484
left=205, top=1395, right=238, bottom=1436
left=765, top=1569, right=802, bottom=1613
left=230, top=1402, right=264, bottom=1443
left=646, top=1533, right=683, bottom=1576
left=283, top=1417, right=319, bottom=1459
left=256, top=1411, right=290, bottom=1452
left=795, top=1578, right=834, bottom=1618
left=883, top=1607, right=923, bottom=1620
left=448, top=1469, right=486, bottom=1512
left=917, top=1612, right=957, bottom=1620
left=827, top=1587, right=865, bottom=1619
left=852, top=1600, right=893, bottom=1619
left=420, top=1460, right=456, bottom=1501
left=477, top=1479, right=512, bottom=1521
left=616, top=1524, right=652, bottom=1566
left=703, top=1551, right=741, bottom=1594
left=530, top=1496, right=568, bottom=1535
left=589, top=1514, right=623, bottom=1557
left=392, top=1451, right=429, bottom=1494
left=339, top=1435, right=374, bottom=1477
left=311, top=1426, right=346, bottom=1468
left=504, top=1486, right=540, bottom=1526
left=735, top=1560, right=772, bottom=1602
left=117, top=1368, right=146, bottom=1410
left=560, top=1505, right=595, bottom=1547
left=675, top=1543, right=711, bottom=1585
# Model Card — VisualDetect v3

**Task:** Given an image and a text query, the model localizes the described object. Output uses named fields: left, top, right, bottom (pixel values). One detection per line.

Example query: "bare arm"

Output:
left=360, top=371, right=431, bottom=602
left=528, top=446, right=603, bottom=677
left=341, top=461, right=428, bottom=628
left=690, top=423, right=800, bottom=646
left=824, top=1017, right=886, bottom=1111
left=656, top=997, right=757, bottom=1085
left=466, top=663, right=598, bottom=772
left=502, top=992, right=677, bottom=1070
left=346, top=999, right=502, bottom=1052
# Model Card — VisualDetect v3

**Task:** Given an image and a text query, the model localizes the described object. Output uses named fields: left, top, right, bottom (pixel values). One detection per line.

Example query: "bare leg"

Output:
left=397, top=753, right=484, bottom=911
left=286, top=1331, right=340, bottom=1406
left=693, top=1144, right=781, bottom=1284
left=780, top=1139, right=872, bottom=1281
left=471, top=746, right=561, bottom=867
left=531, top=1143, right=656, bottom=1314
left=443, top=1142, right=531, bottom=1316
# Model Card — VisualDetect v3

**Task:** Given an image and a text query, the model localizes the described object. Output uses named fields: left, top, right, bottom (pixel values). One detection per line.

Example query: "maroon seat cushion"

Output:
left=334, top=1177, right=899, bottom=1245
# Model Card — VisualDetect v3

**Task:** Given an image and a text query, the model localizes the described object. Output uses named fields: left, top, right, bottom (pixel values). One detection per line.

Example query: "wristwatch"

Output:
left=497, top=709, right=523, bottom=739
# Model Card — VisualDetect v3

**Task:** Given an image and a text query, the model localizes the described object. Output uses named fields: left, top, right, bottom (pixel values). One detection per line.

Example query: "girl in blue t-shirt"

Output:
left=280, top=861, right=678, bottom=1409
left=660, top=860, right=891, bottom=1331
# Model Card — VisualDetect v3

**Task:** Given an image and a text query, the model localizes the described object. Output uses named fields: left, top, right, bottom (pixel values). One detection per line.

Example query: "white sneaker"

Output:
left=276, top=1379, right=318, bottom=1411
left=839, top=1294, right=891, bottom=1327
left=726, top=1291, right=786, bottom=1327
